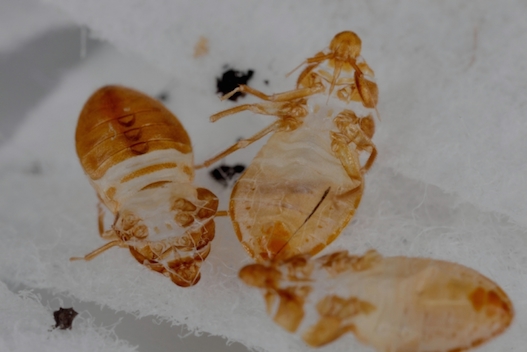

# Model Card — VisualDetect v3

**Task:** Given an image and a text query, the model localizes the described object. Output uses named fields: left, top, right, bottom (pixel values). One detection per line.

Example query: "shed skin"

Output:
left=74, top=85, right=217, bottom=287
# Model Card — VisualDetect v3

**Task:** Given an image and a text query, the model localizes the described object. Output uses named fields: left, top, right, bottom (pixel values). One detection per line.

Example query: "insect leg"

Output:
left=221, top=84, right=323, bottom=104
left=97, top=203, right=105, bottom=236
left=354, top=70, right=379, bottom=111
left=330, top=132, right=363, bottom=192
left=70, top=240, right=125, bottom=261
left=361, top=145, right=377, bottom=173
left=211, top=103, right=277, bottom=122
left=195, top=120, right=283, bottom=169
left=334, top=112, right=377, bottom=173
left=215, top=210, right=229, bottom=217
left=97, top=203, right=119, bottom=240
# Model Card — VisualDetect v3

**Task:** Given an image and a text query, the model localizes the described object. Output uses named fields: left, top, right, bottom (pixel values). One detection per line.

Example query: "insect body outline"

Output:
left=197, top=31, right=378, bottom=263
left=197, top=32, right=513, bottom=350
left=70, top=31, right=514, bottom=352
left=240, top=249, right=514, bottom=351
left=73, top=85, right=218, bottom=287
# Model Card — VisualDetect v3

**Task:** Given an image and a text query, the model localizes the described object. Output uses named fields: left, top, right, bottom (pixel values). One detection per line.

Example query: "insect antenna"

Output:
left=285, top=61, right=306, bottom=78
left=286, top=52, right=330, bottom=78
left=275, top=187, right=331, bottom=257
left=327, top=60, right=343, bottom=103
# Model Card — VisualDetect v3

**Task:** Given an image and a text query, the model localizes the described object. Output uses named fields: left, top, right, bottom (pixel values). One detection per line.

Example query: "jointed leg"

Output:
left=331, top=132, right=363, bottom=193
left=354, top=69, right=379, bottom=112
left=211, top=102, right=286, bottom=122
left=221, top=84, right=323, bottom=105
left=70, top=240, right=125, bottom=261
left=98, top=203, right=105, bottom=236
left=201, top=84, right=312, bottom=169
left=97, top=203, right=118, bottom=240
left=333, top=112, right=377, bottom=173
left=361, top=145, right=377, bottom=173
left=195, top=121, right=283, bottom=169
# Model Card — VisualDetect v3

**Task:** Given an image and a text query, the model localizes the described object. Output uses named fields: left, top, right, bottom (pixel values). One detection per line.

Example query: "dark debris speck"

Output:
left=210, top=164, right=246, bottom=187
left=156, top=91, right=170, bottom=102
left=53, top=307, right=78, bottom=330
left=216, top=69, right=254, bottom=101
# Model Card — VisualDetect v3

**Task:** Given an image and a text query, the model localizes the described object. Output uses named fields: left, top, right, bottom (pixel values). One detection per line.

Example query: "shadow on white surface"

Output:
left=0, top=26, right=101, bottom=145
left=6, top=282, right=249, bottom=352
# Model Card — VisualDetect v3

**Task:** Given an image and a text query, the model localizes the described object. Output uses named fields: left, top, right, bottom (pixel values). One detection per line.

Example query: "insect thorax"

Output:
left=299, top=57, right=377, bottom=116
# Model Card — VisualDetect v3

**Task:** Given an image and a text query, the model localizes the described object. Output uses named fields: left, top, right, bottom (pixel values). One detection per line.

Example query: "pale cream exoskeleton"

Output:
left=240, top=249, right=514, bottom=351
left=197, top=31, right=378, bottom=263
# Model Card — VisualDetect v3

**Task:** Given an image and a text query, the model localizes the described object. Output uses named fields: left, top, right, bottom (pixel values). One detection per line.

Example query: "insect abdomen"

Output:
left=73, top=86, right=218, bottom=287
left=239, top=250, right=514, bottom=350
left=76, top=85, right=192, bottom=181
left=231, top=121, right=363, bottom=262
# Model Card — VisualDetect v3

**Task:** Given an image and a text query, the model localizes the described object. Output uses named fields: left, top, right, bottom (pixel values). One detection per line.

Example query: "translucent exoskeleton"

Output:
left=197, top=31, right=378, bottom=262
left=240, top=250, right=514, bottom=351
left=72, top=85, right=218, bottom=287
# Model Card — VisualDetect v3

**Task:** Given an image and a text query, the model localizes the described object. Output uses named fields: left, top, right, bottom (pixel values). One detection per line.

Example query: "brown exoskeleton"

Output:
left=197, top=32, right=513, bottom=350
left=197, top=31, right=378, bottom=262
left=72, top=85, right=218, bottom=287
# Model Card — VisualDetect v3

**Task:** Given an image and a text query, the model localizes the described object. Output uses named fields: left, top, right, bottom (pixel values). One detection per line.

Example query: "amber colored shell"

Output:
left=202, top=31, right=378, bottom=262
left=76, top=85, right=191, bottom=180
left=73, top=86, right=217, bottom=287
left=229, top=108, right=364, bottom=262
left=240, top=250, right=514, bottom=351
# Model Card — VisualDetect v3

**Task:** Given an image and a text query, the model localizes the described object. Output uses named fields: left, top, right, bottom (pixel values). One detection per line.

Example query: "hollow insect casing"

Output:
left=228, top=108, right=366, bottom=263
left=198, top=31, right=378, bottom=263
left=73, top=85, right=218, bottom=287
left=239, top=250, right=513, bottom=351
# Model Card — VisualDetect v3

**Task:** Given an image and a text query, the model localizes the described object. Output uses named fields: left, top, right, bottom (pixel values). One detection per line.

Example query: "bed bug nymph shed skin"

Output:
left=72, top=85, right=218, bottom=287
left=197, top=31, right=378, bottom=263
left=240, top=250, right=514, bottom=351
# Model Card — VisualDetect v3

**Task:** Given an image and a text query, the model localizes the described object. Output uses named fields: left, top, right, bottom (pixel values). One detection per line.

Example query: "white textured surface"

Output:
left=0, top=281, right=136, bottom=352
left=0, top=0, right=71, bottom=51
left=1, top=0, right=526, bottom=351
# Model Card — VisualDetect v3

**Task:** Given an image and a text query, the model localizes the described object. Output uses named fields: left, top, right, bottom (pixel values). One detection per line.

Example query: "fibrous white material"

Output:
left=0, top=281, right=136, bottom=352
left=1, top=0, right=526, bottom=351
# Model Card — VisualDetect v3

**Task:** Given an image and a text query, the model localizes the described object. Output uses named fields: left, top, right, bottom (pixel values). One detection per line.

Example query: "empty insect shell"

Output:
left=73, top=85, right=218, bottom=287
left=240, top=250, right=513, bottom=351
left=198, top=31, right=378, bottom=262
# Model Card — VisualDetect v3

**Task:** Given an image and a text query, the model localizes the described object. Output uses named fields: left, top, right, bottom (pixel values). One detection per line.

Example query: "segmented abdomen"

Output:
left=239, top=250, right=514, bottom=350
left=76, top=85, right=192, bottom=181
left=74, top=86, right=217, bottom=287
left=231, top=115, right=363, bottom=262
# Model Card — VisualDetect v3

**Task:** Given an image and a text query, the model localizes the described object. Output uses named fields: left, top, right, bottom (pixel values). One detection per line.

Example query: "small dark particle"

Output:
left=216, top=69, right=254, bottom=101
left=24, top=160, right=42, bottom=175
left=156, top=91, right=169, bottom=102
left=53, top=307, right=78, bottom=330
left=264, top=80, right=269, bottom=85
left=210, top=164, right=246, bottom=187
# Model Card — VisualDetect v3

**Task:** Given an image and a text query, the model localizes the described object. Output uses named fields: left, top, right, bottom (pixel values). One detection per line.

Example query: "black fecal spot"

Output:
left=210, top=163, right=246, bottom=187
left=216, top=68, right=254, bottom=101
left=264, top=80, right=269, bottom=85
left=156, top=91, right=169, bottom=102
left=53, top=307, right=78, bottom=330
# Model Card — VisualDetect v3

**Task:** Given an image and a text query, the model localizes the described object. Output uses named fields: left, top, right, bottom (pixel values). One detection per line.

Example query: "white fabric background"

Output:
left=0, top=1, right=525, bottom=351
